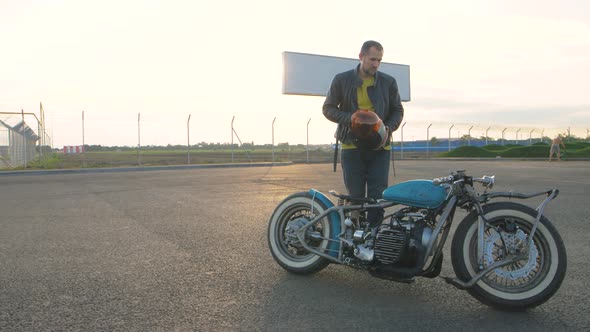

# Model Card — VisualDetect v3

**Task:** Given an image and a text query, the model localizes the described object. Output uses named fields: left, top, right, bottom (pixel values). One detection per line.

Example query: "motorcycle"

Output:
left=267, top=170, right=567, bottom=310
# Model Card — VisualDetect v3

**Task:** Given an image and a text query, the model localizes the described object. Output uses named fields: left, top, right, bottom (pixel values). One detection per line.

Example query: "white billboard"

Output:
left=282, top=51, right=411, bottom=102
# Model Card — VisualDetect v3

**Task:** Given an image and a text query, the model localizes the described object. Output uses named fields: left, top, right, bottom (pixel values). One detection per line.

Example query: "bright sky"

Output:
left=1, top=0, right=589, bottom=147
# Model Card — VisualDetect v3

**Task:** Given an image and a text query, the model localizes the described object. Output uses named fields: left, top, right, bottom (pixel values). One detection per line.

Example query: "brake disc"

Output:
left=483, top=228, right=539, bottom=280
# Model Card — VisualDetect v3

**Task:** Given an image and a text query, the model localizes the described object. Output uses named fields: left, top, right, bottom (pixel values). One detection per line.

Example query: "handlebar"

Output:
left=432, top=171, right=495, bottom=188
left=432, top=175, right=455, bottom=185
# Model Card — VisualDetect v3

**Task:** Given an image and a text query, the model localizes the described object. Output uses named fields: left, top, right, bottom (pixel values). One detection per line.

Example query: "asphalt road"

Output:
left=1, top=160, right=588, bottom=331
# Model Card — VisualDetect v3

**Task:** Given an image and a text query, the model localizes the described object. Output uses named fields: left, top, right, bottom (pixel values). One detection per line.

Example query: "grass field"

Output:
left=6, top=142, right=589, bottom=170
left=28, top=148, right=335, bottom=169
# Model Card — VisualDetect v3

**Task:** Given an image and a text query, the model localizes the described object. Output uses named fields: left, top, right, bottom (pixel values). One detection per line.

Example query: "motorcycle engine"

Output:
left=374, top=227, right=407, bottom=265
left=373, top=213, right=432, bottom=267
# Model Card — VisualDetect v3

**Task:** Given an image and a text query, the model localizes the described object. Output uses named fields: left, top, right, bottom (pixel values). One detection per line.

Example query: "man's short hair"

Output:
left=361, top=40, right=383, bottom=54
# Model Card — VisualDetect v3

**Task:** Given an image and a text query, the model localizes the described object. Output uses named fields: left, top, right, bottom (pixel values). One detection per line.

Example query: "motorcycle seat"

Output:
left=328, top=190, right=377, bottom=204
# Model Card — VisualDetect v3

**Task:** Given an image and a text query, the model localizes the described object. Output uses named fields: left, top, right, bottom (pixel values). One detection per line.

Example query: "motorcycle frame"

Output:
left=296, top=180, right=559, bottom=288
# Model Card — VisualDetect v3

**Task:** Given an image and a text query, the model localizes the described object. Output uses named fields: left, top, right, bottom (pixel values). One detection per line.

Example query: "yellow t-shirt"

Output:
left=357, top=77, right=375, bottom=112
left=342, top=77, right=389, bottom=150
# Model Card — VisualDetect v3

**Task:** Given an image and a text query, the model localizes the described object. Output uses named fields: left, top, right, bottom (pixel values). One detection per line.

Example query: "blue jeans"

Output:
left=341, top=148, right=391, bottom=226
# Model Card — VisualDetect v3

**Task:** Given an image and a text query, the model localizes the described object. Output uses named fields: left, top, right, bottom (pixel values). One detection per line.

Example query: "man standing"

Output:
left=322, top=40, right=404, bottom=227
left=549, top=134, right=566, bottom=161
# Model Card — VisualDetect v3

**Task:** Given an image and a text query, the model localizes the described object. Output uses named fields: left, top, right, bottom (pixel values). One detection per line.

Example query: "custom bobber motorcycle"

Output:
left=267, top=170, right=567, bottom=310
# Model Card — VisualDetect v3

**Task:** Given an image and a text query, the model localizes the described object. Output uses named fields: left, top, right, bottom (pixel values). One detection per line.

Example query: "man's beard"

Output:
left=362, top=67, right=376, bottom=76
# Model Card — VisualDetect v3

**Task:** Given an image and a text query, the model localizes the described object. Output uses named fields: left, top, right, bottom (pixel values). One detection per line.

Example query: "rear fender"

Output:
left=309, top=189, right=342, bottom=258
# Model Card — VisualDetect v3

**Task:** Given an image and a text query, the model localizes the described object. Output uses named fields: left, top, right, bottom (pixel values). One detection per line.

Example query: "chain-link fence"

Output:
left=0, top=120, right=37, bottom=168
left=51, top=120, right=588, bottom=168
left=0, top=111, right=52, bottom=169
left=1, top=108, right=588, bottom=169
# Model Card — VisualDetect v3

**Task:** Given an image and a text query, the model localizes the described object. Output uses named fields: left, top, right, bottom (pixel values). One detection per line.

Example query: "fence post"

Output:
left=448, top=124, right=454, bottom=151
left=21, top=109, right=27, bottom=168
left=427, top=123, right=432, bottom=158
left=400, top=122, right=406, bottom=160
left=37, top=120, right=42, bottom=161
left=82, top=110, right=86, bottom=167
left=187, top=114, right=191, bottom=164
left=231, top=116, right=235, bottom=163
left=137, top=113, right=141, bottom=166
left=272, top=117, right=276, bottom=164
left=306, top=118, right=311, bottom=163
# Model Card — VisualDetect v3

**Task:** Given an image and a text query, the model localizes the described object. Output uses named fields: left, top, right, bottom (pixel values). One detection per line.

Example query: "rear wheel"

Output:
left=451, top=202, right=567, bottom=310
left=268, top=192, right=333, bottom=274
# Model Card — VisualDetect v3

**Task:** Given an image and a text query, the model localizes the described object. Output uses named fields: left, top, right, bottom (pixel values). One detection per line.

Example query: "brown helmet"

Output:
left=350, top=110, right=388, bottom=150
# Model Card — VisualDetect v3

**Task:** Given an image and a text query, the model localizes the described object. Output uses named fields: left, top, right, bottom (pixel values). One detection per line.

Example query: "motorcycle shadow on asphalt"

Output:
left=258, top=265, right=571, bottom=331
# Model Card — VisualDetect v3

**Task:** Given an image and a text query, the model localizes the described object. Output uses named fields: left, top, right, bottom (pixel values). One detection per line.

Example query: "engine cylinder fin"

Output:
left=374, top=228, right=407, bottom=265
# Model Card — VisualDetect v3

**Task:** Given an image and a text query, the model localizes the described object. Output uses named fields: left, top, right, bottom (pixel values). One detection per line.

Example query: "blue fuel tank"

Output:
left=382, top=180, right=448, bottom=209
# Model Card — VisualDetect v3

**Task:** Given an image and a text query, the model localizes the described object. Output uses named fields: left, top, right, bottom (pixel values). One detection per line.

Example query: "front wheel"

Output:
left=451, top=202, right=567, bottom=310
left=268, top=192, right=333, bottom=274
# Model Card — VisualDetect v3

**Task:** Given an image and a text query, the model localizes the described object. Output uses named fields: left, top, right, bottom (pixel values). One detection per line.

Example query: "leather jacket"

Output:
left=322, top=65, right=404, bottom=145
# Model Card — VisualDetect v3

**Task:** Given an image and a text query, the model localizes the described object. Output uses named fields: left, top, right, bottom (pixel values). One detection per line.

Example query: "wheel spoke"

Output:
left=478, top=218, right=549, bottom=292
left=276, top=203, right=330, bottom=261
